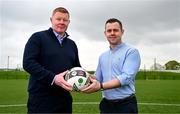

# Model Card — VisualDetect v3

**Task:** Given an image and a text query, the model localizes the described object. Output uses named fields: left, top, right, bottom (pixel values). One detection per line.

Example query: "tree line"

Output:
left=165, top=60, right=180, bottom=70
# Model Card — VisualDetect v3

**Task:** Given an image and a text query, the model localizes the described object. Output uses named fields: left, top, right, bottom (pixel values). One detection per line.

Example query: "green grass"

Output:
left=0, top=79, right=28, bottom=113
left=0, top=80, right=180, bottom=113
left=136, top=80, right=180, bottom=113
left=136, top=80, right=180, bottom=103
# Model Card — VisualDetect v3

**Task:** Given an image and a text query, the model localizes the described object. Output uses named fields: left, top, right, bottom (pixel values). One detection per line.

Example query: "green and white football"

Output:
left=65, top=67, right=90, bottom=91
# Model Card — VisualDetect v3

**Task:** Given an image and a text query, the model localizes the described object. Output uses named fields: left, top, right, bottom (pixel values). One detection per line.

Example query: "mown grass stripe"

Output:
left=0, top=102, right=180, bottom=107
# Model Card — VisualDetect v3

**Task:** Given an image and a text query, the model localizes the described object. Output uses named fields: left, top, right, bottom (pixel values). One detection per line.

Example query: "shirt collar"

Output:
left=53, top=30, right=67, bottom=39
left=110, top=43, right=125, bottom=52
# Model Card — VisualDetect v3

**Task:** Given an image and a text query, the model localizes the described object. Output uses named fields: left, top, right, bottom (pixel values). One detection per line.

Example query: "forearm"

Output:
left=23, top=60, right=55, bottom=85
left=102, top=78, right=120, bottom=90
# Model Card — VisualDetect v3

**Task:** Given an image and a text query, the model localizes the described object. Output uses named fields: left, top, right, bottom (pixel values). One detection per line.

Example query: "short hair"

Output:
left=105, top=18, right=123, bottom=30
left=52, top=7, right=70, bottom=18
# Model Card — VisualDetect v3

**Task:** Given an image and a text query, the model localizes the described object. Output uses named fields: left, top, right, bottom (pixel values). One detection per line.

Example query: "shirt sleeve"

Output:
left=117, top=48, right=141, bottom=86
left=51, top=75, right=57, bottom=85
left=95, top=57, right=103, bottom=83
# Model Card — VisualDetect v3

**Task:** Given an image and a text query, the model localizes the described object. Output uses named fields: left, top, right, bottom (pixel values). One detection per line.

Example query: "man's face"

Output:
left=104, top=22, right=124, bottom=46
left=50, top=12, right=70, bottom=35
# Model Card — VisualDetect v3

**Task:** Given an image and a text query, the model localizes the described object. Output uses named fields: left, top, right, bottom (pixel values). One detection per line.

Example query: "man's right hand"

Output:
left=54, top=70, right=72, bottom=91
left=81, top=76, right=101, bottom=93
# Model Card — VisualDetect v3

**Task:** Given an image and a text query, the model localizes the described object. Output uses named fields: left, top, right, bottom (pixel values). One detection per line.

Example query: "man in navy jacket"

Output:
left=23, top=7, right=80, bottom=113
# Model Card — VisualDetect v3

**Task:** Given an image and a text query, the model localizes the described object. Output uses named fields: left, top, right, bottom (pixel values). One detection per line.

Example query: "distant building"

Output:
left=150, top=63, right=165, bottom=70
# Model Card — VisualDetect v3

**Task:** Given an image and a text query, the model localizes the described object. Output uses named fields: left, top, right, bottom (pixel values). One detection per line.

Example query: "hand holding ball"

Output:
left=65, top=67, right=90, bottom=91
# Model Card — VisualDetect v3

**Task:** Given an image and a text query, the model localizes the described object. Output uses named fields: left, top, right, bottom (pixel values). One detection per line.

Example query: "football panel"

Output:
left=67, top=76, right=89, bottom=91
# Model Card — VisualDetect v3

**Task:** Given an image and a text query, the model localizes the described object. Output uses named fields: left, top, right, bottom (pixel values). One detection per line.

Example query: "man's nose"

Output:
left=60, top=19, right=64, bottom=23
left=110, top=31, right=115, bottom=34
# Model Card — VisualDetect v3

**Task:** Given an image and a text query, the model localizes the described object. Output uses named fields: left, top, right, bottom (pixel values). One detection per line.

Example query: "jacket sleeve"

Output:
left=73, top=41, right=81, bottom=67
left=23, top=33, right=55, bottom=85
left=75, top=43, right=81, bottom=67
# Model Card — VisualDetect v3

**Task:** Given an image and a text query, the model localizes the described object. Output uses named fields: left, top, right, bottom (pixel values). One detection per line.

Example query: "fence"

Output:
left=0, top=70, right=29, bottom=79
left=0, top=70, right=180, bottom=80
left=136, top=70, right=180, bottom=80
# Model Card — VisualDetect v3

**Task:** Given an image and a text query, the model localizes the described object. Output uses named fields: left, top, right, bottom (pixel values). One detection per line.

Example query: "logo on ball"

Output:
left=65, top=67, right=90, bottom=91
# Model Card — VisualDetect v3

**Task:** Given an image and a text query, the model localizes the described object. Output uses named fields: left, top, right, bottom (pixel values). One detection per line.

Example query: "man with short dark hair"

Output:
left=82, top=18, right=141, bottom=113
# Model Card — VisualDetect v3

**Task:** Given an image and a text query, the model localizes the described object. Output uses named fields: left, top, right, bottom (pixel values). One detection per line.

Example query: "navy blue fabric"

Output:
left=99, top=95, right=138, bottom=114
left=23, top=28, right=81, bottom=113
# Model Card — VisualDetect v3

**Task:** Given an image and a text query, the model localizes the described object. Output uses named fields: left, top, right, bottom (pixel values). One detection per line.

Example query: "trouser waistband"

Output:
left=103, top=94, right=135, bottom=104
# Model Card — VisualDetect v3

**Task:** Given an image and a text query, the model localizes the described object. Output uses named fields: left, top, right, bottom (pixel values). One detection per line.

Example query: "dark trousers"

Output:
left=27, top=94, right=72, bottom=113
left=99, top=95, right=138, bottom=114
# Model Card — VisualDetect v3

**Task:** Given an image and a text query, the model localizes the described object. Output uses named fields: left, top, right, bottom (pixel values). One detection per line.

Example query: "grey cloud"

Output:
left=0, top=0, right=180, bottom=69
left=1, top=0, right=179, bottom=43
left=68, top=0, right=180, bottom=45
left=138, top=29, right=180, bottom=46
left=1, top=0, right=51, bottom=25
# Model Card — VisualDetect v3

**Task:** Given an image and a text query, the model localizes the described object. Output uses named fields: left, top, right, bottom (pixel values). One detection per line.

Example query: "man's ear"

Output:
left=50, top=17, right=52, bottom=22
left=104, top=31, right=106, bottom=36
left=122, top=29, right=124, bottom=34
left=68, top=19, right=70, bottom=24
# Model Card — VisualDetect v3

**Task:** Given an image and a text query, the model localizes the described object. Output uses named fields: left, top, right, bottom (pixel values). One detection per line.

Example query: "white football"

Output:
left=65, top=67, right=90, bottom=91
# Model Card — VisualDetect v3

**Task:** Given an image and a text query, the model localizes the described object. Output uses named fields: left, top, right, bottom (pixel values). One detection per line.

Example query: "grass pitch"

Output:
left=0, top=79, right=180, bottom=113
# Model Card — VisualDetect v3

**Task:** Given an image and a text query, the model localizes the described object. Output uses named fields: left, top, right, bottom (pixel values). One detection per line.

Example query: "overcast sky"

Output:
left=0, top=0, right=180, bottom=70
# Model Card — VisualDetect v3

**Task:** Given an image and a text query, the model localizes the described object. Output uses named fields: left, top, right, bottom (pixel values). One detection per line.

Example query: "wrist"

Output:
left=100, top=83, right=104, bottom=91
left=54, top=75, right=58, bottom=84
left=51, top=75, right=57, bottom=85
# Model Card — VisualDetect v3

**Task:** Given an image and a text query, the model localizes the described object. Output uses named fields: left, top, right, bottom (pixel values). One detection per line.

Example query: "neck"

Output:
left=110, top=45, right=116, bottom=49
left=110, top=41, right=122, bottom=49
left=57, top=32, right=65, bottom=36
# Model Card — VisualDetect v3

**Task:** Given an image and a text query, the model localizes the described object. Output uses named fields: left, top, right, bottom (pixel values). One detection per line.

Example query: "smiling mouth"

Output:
left=57, top=26, right=65, bottom=29
left=109, top=37, right=116, bottom=39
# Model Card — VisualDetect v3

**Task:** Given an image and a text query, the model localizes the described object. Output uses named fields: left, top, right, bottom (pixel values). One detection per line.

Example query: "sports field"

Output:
left=0, top=79, right=180, bottom=113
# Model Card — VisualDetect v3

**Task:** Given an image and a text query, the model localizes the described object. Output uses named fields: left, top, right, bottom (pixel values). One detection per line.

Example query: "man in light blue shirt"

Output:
left=82, top=18, right=141, bottom=113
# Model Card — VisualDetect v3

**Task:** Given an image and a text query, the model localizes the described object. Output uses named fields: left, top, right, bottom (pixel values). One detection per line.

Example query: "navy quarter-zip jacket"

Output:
left=23, top=28, right=81, bottom=112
